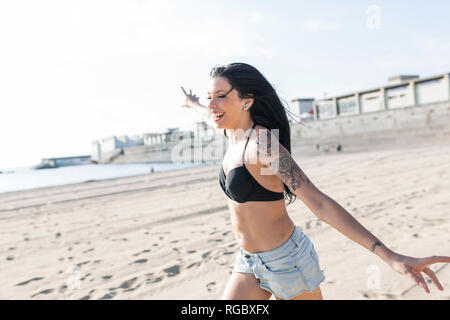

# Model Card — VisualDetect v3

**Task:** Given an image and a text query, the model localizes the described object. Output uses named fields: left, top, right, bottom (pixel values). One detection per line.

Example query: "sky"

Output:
left=1, top=0, right=450, bottom=169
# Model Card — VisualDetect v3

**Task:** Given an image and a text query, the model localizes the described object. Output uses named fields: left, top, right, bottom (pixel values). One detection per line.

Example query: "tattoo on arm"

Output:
left=370, top=240, right=382, bottom=252
left=276, top=148, right=311, bottom=191
left=257, top=129, right=310, bottom=192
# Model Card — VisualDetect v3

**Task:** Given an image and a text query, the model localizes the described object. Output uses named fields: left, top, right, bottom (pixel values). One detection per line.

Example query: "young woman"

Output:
left=180, top=62, right=450, bottom=300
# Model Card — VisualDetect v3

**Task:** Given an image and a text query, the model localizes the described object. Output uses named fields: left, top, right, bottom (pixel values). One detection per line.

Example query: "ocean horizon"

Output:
left=0, top=161, right=217, bottom=194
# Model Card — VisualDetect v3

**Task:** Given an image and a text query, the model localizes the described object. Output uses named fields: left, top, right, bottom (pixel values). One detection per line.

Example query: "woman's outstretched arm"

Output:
left=253, top=128, right=450, bottom=294
left=253, top=129, right=394, bottom=261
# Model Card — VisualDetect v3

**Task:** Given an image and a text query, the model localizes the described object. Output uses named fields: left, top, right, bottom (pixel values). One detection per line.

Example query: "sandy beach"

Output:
left=1, top=139, right=449, bottom=300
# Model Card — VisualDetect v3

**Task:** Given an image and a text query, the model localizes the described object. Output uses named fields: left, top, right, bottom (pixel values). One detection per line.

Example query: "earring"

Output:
left=244, top=104, right=248, bottom=111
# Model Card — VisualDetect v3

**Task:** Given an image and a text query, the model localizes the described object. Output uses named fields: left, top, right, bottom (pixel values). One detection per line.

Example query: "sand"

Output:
left=1, top=139, right=449, bottom=300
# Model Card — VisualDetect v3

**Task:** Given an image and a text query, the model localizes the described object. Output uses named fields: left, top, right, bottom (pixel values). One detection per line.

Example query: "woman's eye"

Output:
left=206, top=95, right=226, bottom=100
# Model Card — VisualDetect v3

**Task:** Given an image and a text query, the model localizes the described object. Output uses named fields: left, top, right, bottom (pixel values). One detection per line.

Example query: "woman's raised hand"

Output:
left=387, top=253, right=450, bottom=294
left=181, top=86, right=200, bottom=108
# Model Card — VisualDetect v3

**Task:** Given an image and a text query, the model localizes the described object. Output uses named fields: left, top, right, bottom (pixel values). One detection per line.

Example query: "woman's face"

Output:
left=207, top=76, right=251, bottom=129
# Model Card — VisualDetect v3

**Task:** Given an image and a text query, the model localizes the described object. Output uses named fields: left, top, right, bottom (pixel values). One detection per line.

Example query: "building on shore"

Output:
left=91, top=134, right=143, bottom=163
left=290, top=71, right=450, bottom=146
left=91, top=128, right=196, bottom=163
left=191, top=121, right=215, bottom=138
left=311, top=72, right=450, bottom=120
left=290, top=98, right=315, bottom=121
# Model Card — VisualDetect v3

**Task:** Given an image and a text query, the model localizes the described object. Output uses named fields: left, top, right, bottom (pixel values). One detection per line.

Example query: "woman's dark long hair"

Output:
left=209, top=62, right=300, bottom=205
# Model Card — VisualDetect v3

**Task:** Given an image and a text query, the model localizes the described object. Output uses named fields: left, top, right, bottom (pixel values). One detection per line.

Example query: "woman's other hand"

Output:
left=181, top=86, right=200, bottom=108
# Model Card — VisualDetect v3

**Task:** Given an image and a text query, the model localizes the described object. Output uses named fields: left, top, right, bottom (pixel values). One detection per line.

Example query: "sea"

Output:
left=0, top=161, right=218, bottom=194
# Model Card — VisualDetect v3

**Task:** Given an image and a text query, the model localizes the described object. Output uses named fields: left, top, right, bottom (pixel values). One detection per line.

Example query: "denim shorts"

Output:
left=232, top=225, right=325, bottom=300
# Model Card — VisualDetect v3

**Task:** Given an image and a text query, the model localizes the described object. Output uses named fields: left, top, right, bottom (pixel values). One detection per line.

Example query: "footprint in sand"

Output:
left=133, top=249, right=151, bottom=257
left=148, top=276, right=163, bottom=283
left=187, top=250, right=196, bottom=254
left=359, top=290, right=402, bottom=300
left=75, top=261, right=90, bottom=267
left=31, top=288, right=54, bottom=298
left=80, top=293, right=92, bottom=300
left=100, top=292, right=117, bottom=300
left=6, top=256, right=14, bottom=261
left=202, top=251, right=211, bottom=259
left=187, top=262, right=201, bottom=269
left=163, top=265, right=180, bottom=277
left=132, top=259, right=148, bottom=264
left=206, top=282, right=216, bottom=292
left=16, top=277, right=45, bottom=286
left=102, top=275, right=113, bottom=280
left=120, top=277, right=138, bottom=289
left=80, top=273, right=91, bottom=281
left=124, top=283, right=141, bottom=293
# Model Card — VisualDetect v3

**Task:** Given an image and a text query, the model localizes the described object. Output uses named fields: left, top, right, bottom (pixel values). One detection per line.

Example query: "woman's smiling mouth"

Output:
left=213, top=112, right=225, bottom=122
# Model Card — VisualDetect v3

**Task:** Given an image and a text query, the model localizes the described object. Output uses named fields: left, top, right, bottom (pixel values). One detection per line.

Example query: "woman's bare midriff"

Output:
left=228, top=198, right=295, bottom=253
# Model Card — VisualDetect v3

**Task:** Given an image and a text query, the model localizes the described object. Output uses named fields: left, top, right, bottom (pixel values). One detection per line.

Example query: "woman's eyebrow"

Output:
left=207, top=89, right=226, bottom=94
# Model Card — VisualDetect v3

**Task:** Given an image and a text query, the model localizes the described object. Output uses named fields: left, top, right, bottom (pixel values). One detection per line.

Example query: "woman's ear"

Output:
left=245, top=98, right=254, bottom=108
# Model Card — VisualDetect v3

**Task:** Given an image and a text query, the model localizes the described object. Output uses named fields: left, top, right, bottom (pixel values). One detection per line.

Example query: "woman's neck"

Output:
left=226, top=120, right=255, bottom=146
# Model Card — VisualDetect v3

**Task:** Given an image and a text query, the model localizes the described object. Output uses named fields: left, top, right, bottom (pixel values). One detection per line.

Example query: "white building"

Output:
left=192, top=121, right=214, bottom=138
left=291, top=98, right=315, bottom=120
left=313, top=72, right=450, bottom=120
left=91, top=134, right=143, bottom=162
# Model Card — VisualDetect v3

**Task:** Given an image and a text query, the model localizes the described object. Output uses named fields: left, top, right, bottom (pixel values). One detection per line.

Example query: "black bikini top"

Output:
left=219, top=123, right=285, bottom=203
